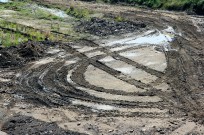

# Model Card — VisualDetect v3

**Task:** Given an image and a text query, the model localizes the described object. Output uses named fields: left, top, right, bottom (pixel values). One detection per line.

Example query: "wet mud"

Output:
left=0, top=1, right=204, bottom=134
left=1, top=115, right=86, bottom=135
left=78, top=17, right=146, bottom=36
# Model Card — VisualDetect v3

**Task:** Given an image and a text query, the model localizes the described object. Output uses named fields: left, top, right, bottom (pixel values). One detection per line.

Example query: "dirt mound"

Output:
left=1, top=115, right=86, bottom=135
left=0, top=41, right=47, bottom=68
left=17, top=41, right=45, bottom=58
left=78, top=17, right=146, bottom=36
left=0, top=51, right=20, bottom=68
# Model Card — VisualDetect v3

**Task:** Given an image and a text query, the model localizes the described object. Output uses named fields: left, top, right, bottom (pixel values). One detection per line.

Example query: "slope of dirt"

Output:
left=0, top=41, right=47, bottom=68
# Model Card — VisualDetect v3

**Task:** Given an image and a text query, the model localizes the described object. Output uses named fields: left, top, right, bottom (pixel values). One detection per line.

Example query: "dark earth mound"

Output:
left=0, top=41, right=48, bottom=68
left=0, top=51, right=20, bottom=68
left=1, top=115, right=86, bottom=135
left=78, top=17, right=146, bottom=36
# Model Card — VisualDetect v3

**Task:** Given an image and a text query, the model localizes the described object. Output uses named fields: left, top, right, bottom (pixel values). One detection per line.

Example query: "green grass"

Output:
left=81, top=0, right=204, bottom=14
left=0, top=30, right=28, bottom=47
left=66, top=6, right=91, bottom=19
left=0, top=1, right=63, bottom=21
left=114, top=16, right=126, bottom=22
left=0, top=19, right=47, bottom=47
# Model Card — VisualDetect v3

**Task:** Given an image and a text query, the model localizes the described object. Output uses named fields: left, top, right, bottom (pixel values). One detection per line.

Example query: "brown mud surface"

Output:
left=0, top=0, right=204, bottom=134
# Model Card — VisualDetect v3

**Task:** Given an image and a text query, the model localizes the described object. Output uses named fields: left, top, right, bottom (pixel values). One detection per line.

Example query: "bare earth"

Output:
left=0, top=0, right=204, bottom=134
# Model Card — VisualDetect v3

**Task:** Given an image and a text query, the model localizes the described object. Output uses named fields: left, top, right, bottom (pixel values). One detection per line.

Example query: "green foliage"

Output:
left=115, top=16, right=125, bottom=22
left=32, top=9, right=62, bottom=20
left=0, top=20, right=47, bottom=47
left=99, top=0, right=204, bottom=14
left=66, top=6, right=90, bottom=18
left=0, top=1, right=63, bottom=21
left=0, top=31, right=28, bottom=47
left=195, top=0, right=204, bottom=14
left=0, top=1, right=26, bottom=11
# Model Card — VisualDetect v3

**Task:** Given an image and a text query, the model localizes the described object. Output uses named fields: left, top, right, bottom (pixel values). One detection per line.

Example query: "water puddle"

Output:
left=0, top=0, right=10, bottom=3
left=38, top=6, right=68, bottom=18
left=29, top=4, right=70, bottom=18
left=102, top=26, right=180, bottom=51
left=125, top=31, right=172, bottom=45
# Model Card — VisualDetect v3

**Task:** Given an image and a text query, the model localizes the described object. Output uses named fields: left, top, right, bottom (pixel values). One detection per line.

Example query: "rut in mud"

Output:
left=0, top=1, right=204, bottom=134
left=0, top=27, right=203, bottom=134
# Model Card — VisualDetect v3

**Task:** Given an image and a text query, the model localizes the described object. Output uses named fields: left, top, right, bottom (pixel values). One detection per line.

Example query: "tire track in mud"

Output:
left=3, top=39, right=195, bottom=135
left=1, top=30, right=200, bottom=134
left=166, top=37, right=204, bottom=122
left=4, top=36, right=175, bottom=120
left=0, top=1, right=204, bottom=133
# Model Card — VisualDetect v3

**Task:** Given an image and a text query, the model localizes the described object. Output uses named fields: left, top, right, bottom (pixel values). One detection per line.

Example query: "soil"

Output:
left=1, top=115, right=87, bottom=135
left=78, top=17, right=146, bottom=36
left=0, top=41, right=47, bottom=68
left=0, top=0, right=204, bottom=134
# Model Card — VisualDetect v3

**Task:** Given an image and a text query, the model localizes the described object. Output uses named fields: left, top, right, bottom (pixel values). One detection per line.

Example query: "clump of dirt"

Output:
left=17, top=41, right=45, bottom=58
left=78, top=17, right=146, bottom=36
left=0, top=41, right=47, bottom=68
left=0, top=51, right=20, bottom=68
left=1, top=115, right=86, bottom=135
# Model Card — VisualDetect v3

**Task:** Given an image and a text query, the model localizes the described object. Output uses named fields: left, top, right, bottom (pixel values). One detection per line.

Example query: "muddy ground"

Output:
left=0, top=0, right=204, bottom=134
left=77, top=17, right=146, bottom=36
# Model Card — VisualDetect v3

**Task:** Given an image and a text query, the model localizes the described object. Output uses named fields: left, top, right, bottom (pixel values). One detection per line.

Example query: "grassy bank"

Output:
left=83, top=0, right=204, bottom=15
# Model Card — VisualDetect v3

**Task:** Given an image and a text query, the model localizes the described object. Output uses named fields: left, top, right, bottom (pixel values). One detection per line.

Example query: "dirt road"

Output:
left=0, top=0, right=204, bottom=134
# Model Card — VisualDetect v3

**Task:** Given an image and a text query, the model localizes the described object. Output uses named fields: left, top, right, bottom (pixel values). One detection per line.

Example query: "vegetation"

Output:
left=0, top=20, right=46, bottom=38
left=0, top=30, right=28, bottom=47
left=0, top=19, right=58, bottom=47
left=0, top=1, right=63, bottom=21
left=82, top=0, right=204, bottom=14
left=115, top=16, right=126, bottom=22
left=66, top=6, right=91, bottom=19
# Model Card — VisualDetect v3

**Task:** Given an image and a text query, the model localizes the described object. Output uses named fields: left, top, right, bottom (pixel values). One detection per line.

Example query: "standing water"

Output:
left=0, top=0, right=10, bottom=3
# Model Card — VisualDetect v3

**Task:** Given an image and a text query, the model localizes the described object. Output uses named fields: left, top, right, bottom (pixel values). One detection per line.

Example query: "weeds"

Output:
left=0, top=31, right=28, bottom=47
left=93, top=0, right=204, bottom=14
left=115, top=16, right=126, bottom=22
left=0, top=19, right=47, bottom=47
left=0, top=1, right=63, bottom=21
left=66, top=6, right=91, bottom=19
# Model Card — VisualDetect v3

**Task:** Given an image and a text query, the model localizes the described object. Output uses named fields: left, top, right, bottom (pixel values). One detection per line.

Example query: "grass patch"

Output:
left=0, top=19, right=53, bottom=47
left=0, top=1, right=63, bottom=21
left=0, top=30, right=28, bottom=47
left=82, top=0, right=204, bottom=14
left=114, top=16, right=126, bottom=22
left=66, top=6, right=91, bottom=19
